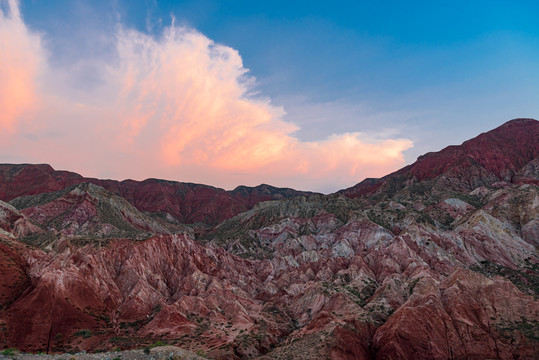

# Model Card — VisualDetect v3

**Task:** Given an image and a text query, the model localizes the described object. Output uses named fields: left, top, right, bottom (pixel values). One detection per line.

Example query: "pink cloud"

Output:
left=0, top=1, right=413, bottom=192
left=0, top=0, right=43, bottom=134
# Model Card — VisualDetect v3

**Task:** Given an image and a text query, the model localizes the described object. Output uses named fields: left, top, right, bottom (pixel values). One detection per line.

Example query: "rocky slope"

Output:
left=0, top=119, right=538, bottom=359
left=5, top=182, right=191, bottom=250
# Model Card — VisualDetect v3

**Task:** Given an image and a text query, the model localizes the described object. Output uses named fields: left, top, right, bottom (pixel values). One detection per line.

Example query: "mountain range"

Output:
left=0, top=118, right=537, bottom=359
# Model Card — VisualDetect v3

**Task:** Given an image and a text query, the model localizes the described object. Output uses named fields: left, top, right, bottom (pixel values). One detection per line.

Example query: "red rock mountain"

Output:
left=0, top=165, right=312, bottom=225
left=0, top=118, right=537, bottom=359
left=341, top=118, right=539, bottom=198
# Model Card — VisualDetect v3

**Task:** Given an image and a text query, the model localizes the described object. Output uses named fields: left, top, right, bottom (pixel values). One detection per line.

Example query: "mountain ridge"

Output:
left=340, top=118, right=539, bottom=198
left=0, top=164, right=314, bottom=226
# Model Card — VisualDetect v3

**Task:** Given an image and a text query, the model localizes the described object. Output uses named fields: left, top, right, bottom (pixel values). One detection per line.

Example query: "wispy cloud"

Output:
left=0, top=0, right=412, bottom=192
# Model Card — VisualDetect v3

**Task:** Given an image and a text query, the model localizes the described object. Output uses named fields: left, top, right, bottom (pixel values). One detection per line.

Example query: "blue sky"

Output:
left=2, top=0, right=539, bottom=191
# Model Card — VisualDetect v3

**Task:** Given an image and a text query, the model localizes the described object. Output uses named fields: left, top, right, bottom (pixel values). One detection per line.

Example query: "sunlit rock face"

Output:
left=0, top=119, right=538, bottom=359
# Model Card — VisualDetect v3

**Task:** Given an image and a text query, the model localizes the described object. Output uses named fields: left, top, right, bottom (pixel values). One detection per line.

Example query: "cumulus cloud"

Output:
left=0, top=0, right=413, bottom=192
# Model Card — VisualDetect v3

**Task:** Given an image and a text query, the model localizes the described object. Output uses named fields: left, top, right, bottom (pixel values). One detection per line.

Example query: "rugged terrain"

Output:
left=0, top=118, right=538, bottom=359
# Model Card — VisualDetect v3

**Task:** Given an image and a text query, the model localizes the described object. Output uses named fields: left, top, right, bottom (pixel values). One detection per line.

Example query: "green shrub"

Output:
left=143, top=340, right=167, bottom=354
left=74, top=329, right=93, bottom=338
left=1, top=348, right=16, bottom=356
left=152, top=341, right=167, bottom=347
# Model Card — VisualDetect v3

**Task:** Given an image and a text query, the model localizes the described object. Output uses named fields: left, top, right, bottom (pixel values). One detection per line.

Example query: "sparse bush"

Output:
left=74, top=329, right=93, bottom=338
left=68, top=346, right=81, bottom=354
left=151, top=340, right=167, bottom=347
left=1, top=348, right=16, bottom=356
left=143, top=340, right=167, bottom=354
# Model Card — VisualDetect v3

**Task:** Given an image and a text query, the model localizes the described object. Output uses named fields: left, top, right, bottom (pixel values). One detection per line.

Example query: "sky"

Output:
left=1, top=0, right=538, bottom=192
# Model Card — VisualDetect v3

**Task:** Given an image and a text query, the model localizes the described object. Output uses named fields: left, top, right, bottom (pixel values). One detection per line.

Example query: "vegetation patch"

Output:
left=497, top=319, right=539, bottom=341
left=451, top=193, right=487, bottom=209
left=413, top=210, right=436, bottom=227
left=366, top=210, right=392, bottom=231
left=19, top=231, right=56, bottom=248
left=74, top=329, right=93, bottom=338
left=408, top=277, right=422, bottom=295
left=1, top=348, right=16, bottom=356
left=472, top=260, right=539, bottom=296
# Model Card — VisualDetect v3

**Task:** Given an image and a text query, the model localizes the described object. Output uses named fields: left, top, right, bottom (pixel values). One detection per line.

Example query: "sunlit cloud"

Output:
left=0, top=0, right=413, bottom=192
left=0, top=0, right=43, bottom=133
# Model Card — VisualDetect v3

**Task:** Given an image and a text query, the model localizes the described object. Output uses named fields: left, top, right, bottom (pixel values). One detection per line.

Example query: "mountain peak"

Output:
left=499, top=117, right=537, bottom=125
left=341, top=118, right=539, bottom=197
